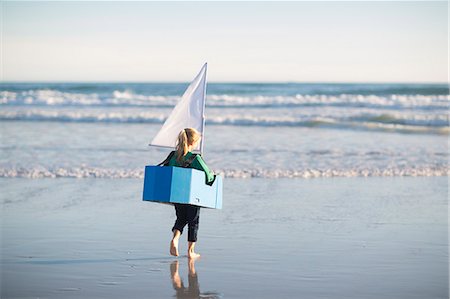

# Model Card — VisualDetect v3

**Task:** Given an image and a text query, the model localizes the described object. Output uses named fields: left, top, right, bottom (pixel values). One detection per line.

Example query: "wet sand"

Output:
left=1, top=177, right=448, bottom=298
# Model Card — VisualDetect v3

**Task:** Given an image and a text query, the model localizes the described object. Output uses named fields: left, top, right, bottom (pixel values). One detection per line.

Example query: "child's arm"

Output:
left=192, top=155, right=215, bottom=184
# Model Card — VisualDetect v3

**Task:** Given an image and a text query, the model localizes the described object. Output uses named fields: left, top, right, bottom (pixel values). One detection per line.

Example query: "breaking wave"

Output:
left=0, top=110, right=448, bottom=134
left=1, top=90, right=449, bottom=110
left=1, top=166, right=448, bottom=179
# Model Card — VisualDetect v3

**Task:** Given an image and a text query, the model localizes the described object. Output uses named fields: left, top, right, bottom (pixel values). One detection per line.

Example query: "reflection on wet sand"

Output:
left=170, top=259, right=221, bottom=299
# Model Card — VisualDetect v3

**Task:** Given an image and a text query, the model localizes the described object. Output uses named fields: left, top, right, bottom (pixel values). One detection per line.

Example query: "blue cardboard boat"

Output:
left=142, top=166, right=223, bottom=209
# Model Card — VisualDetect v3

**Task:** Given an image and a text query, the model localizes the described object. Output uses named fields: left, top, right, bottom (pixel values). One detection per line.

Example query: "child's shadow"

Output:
left=170, top=259, right=221, bottom=299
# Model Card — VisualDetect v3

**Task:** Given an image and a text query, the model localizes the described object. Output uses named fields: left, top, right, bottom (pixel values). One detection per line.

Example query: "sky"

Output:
left=1, top=1, right=448, bottom=83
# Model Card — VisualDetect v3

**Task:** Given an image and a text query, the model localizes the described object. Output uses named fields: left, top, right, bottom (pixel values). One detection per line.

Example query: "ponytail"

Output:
left=175, top=129, right=189, bottom=164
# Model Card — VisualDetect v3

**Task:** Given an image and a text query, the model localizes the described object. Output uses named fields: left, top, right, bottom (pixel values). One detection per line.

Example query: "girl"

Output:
left=167, top=128, right=215, bottom=259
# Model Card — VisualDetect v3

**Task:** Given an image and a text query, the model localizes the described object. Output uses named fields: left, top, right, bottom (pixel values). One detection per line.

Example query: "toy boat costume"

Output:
left=142, top=63, right=223, bottom=209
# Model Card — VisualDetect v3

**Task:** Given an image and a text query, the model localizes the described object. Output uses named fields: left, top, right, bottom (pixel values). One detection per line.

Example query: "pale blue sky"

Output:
left=2, top=1, right=448, bottom=82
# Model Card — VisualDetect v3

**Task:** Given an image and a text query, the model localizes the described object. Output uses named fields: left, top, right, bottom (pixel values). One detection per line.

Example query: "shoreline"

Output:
left=1, top=177, right=448, bottom=298
left=0, top=167, right=448, bottom=179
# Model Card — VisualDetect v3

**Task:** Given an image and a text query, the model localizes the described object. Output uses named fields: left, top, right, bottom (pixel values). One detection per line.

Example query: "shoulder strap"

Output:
left=183, top=153, right=198, bottom=168
left=157, top=151, right=175, bottom=166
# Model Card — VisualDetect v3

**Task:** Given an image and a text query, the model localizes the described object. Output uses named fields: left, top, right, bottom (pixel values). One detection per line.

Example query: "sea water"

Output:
left=0, top=82, right=448, bottom=178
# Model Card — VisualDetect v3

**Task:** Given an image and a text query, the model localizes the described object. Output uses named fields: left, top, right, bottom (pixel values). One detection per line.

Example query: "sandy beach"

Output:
left=1, top=176, right=447, bottom=298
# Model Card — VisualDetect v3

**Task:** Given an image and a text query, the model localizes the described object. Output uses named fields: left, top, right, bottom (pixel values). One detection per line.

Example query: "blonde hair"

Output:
left=175, top=128, right=201, bottom=164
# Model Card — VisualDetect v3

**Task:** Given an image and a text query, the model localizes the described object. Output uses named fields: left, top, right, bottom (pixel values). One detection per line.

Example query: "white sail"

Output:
left=149, top=63, right=207, bottom=153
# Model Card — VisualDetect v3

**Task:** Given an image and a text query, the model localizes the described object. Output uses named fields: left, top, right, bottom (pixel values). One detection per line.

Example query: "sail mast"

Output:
left=200, top=63, right=207, bottom=155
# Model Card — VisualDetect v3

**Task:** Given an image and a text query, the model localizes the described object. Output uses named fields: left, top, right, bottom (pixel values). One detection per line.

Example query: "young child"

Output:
left=166, top=128, right=215, bottom=259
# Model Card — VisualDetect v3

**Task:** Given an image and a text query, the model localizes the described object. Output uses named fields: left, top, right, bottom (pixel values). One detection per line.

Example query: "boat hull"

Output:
left=142, top=166, right=223, bottom=209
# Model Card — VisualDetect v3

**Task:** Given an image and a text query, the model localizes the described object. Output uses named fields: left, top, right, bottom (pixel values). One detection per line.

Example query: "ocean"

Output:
left=1, top=82, right=448, bottom=178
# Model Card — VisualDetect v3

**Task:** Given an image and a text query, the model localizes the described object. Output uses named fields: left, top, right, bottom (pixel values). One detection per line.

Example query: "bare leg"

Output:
left=187, top=241, right=200, bottom=259
left=170, top=229, right=181, bottom=256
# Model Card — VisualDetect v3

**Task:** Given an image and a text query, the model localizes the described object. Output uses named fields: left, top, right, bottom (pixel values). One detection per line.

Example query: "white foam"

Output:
left=208, top=94, right=450, bottom=109
left=0, top=90, right=102, bottom=106
left=0, top=110, right=166, bottom=123
left=1, top=166, right=448, bottom=179
left=1, top=109, right=448, bottom=134
left=1, top=90, right=449, bottom=109
left=0, top=90, right=178, bottom=107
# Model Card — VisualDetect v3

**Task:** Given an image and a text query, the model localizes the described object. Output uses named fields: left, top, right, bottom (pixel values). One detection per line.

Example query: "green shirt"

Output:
left=168, top=151, right=215, bottom=184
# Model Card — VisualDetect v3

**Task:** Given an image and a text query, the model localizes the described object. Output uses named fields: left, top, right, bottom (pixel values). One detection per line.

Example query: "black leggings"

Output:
left=172, top=204, right=200, bottom=242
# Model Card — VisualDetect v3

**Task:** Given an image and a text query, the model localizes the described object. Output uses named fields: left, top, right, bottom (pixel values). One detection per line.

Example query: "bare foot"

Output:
left=188, top=251, right=200, bottom=259
left=170, top=238, right=179, bottom=256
